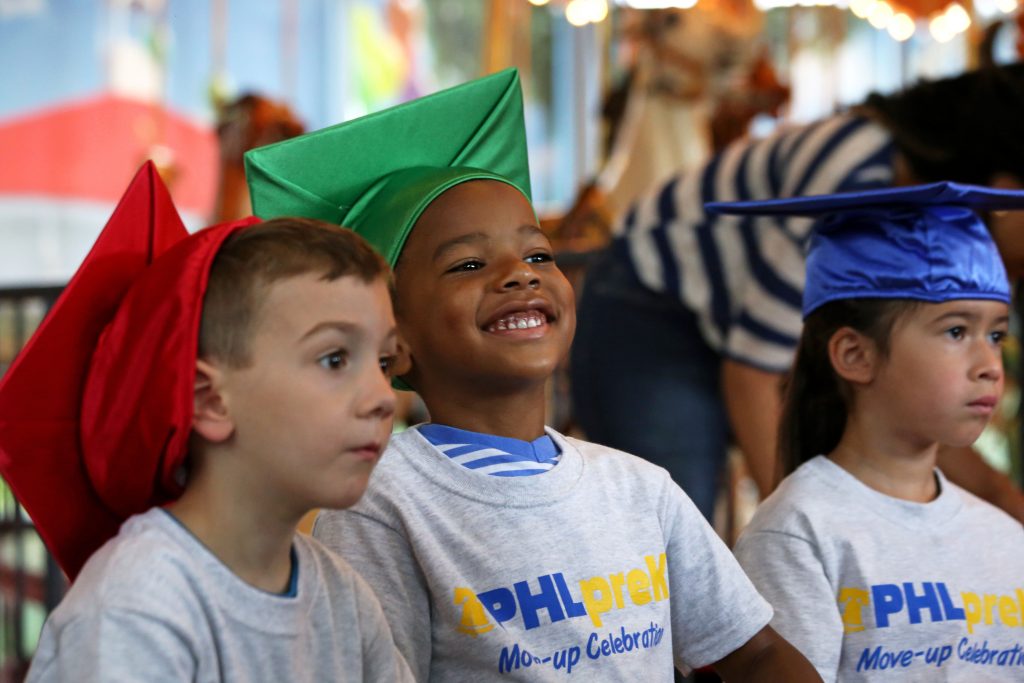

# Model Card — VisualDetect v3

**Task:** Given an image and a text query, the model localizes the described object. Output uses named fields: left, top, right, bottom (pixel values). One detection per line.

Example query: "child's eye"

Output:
left=525, top=252, right=553, bottom=264
left=318, top=350, right=348, bottom=370
left=946, top=326, right=966, bottom=340
left=990, top=330, right=1008, bottom=346
left=446, top=259, right=484, bottom=273
left=379, top=355, right=397, bottom=376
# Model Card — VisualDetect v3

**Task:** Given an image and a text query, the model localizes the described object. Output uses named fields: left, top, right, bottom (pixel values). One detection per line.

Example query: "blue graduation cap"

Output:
left=705, top=182, right=1024, bottom=318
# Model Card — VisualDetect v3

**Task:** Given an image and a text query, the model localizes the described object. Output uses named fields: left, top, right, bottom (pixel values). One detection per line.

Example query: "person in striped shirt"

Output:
left=571, top=61, right=1024, bottom=523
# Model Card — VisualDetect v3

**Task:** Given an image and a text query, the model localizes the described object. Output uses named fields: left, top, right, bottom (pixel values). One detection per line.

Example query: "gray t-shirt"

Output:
left=314, top=427, right=772, bottom=682
left=27, top=508, right=412, bottom=682
left=735, top=456, right=1024, bottom=682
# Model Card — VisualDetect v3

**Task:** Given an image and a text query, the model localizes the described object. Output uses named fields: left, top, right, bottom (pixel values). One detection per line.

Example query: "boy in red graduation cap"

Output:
left=246, top=69, right=821, bottom=682
left=0, top=162, right=412, bottom=681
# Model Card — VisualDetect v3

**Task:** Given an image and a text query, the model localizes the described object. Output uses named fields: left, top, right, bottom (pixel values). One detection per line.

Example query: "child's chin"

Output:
left=944, top=429, right=988, bottom=450
left=322, top=496, right=366, bottom=511
left=496, top=362, right=561, bottom=385
left=319, top=484, right=372, bottom=511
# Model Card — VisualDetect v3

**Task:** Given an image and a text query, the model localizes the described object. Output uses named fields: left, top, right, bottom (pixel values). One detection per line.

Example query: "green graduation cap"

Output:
left=244, top=67, right=531, bottom=267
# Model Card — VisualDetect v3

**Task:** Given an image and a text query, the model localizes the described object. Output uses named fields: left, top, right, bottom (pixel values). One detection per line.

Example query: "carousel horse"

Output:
left=212, top=93, right=304, bottom=224
left=594, top=3, right=773, bottom=224
left=551, top=5, right=787, bottom=253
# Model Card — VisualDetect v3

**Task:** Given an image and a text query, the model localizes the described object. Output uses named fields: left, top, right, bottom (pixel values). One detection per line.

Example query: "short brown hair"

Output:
left=199, top=217, right=390, bottom=367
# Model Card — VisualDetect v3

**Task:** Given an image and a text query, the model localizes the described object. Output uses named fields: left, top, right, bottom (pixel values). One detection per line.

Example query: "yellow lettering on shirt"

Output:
left=580, top=576, right=613, bottom=627
left=645, top=553, right=669, bottom=601
left=839, top=588, right=870, bottom=633
left=628, top=568, right=652, bottom=605
left=454, top=587, right=494, bottom=636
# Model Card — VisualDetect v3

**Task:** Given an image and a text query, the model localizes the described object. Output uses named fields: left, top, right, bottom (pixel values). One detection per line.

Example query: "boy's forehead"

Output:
left=261, top=270, right=384, bottom=310
left=404, top=180, right=538, bottom=251
left=253, top=273, right=394, bottom=340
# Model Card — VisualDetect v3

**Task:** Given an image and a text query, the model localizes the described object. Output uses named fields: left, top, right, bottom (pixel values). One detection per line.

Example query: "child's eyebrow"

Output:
left=433, top=232, right=488, bottom=262
left=299, top=320, right=361, bottom=341
left=931, top=310, right=1010, bottom=326
left=519, top=224, right=545, bottom=238
left=432, top=224, right=547, bottom=262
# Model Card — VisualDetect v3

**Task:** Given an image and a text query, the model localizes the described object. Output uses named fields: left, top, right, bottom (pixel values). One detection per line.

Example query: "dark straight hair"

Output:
left=778, top=298, right=920, bottom=475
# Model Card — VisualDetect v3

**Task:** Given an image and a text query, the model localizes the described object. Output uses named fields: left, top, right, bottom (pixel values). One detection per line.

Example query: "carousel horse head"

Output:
left=213, top=93, right=304, bottom=223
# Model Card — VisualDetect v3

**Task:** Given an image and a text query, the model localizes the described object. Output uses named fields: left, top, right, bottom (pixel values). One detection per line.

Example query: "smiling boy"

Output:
left=246, top=69, right=820, bottom=681
left=391, top=180, right=575, bottom=432
left=0, top=163, right=412, bottom=681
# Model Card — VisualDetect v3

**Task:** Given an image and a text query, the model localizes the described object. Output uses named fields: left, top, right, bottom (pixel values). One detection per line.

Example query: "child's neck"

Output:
left=420, top=382, right=548, bottom=441
left=828, top=412, right=940, bottom=503
left=166, top=460, right=300, bottom=594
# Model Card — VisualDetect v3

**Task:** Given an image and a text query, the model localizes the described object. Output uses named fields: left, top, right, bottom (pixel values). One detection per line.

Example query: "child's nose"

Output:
left=361, top=366, right=397, bottom=420
left=496, top=259, right=541, bottom=291
left=974, top=341, right=1003, bottom=382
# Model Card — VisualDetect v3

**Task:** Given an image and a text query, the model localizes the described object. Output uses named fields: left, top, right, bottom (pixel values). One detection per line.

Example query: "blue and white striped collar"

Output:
left=416, top=423, right=561, bottom=477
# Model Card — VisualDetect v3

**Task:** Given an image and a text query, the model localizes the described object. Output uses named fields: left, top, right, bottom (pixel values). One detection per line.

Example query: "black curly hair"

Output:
left=858, top=61, right=1024, bottom=186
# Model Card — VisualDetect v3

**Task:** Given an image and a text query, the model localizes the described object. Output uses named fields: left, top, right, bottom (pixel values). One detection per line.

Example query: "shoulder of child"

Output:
left=296, top=531, right=378, bottom=606
left=298, top=535, right=386, bottom=613
left=27, top=510, right=209, bottom=681
left=942, top=475, right=1024, bottom=534
left=561, top=433, right=675, bottom=481
left=61, top=509, right=204, bottom=616
left=741, top=456, right=842, bottom=541
left=297, top=533, right=415, bottom=682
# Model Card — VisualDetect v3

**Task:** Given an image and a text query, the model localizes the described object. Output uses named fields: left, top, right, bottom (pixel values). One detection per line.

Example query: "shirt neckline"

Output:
left=416, top=422, right=560, bottom=461
left=804, top=455, right=963, bottom=530
left=391, top=426, right=584, bottom=507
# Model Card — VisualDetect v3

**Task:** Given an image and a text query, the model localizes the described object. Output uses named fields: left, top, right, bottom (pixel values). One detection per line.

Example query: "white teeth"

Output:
left=487, top=311, right=548, bottom=332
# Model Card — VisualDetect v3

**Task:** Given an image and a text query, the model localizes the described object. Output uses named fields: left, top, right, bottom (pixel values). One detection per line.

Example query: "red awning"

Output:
left=0, top=95, right=217, bottom=217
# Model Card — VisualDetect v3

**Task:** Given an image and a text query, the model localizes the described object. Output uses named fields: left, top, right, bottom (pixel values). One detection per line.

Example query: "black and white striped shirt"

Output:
left=619, top=114, right=896, bottom=371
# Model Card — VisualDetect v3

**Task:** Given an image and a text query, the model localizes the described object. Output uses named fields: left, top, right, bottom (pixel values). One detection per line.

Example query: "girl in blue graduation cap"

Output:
left=711, top=183, right=1024, bottom=682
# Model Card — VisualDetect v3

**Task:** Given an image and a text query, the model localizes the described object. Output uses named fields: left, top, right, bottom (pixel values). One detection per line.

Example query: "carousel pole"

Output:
left=281, top=0, right=299, bottom=102
left=961, top=0, right=980, bottom=68
left=483, top=0, right=514, bottom=74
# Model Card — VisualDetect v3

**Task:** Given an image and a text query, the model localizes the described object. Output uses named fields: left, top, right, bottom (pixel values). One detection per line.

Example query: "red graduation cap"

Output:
left=0, top=162, right=256, bottom=580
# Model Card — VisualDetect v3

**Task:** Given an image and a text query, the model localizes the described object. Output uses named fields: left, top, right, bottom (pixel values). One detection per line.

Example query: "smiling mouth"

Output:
left=485, top=310, right=549, bottom=332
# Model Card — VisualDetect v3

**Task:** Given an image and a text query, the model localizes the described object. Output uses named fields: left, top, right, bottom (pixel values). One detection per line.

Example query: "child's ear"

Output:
left=392, top=334, right=414, bottom=379
left=193, top=359, right=235, bottom=443
left=828, top=326, right=878, bottom=385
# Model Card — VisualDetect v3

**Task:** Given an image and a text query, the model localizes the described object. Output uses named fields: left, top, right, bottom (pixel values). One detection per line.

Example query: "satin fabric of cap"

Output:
left=703, top=181, right=1024, bottom=318
left=244, top=67, right=532, bottom=242
left=343, top=166, right=529, bottom=267
left=81, top=217, right=257, bottom=522
left=805, top=205, right=1009, bottom=316
left=0, top=162, right=218, bottom=578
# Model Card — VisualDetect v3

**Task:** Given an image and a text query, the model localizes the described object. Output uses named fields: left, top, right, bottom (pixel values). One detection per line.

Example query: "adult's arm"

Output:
left=720, top=358, right=785, bottom=496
